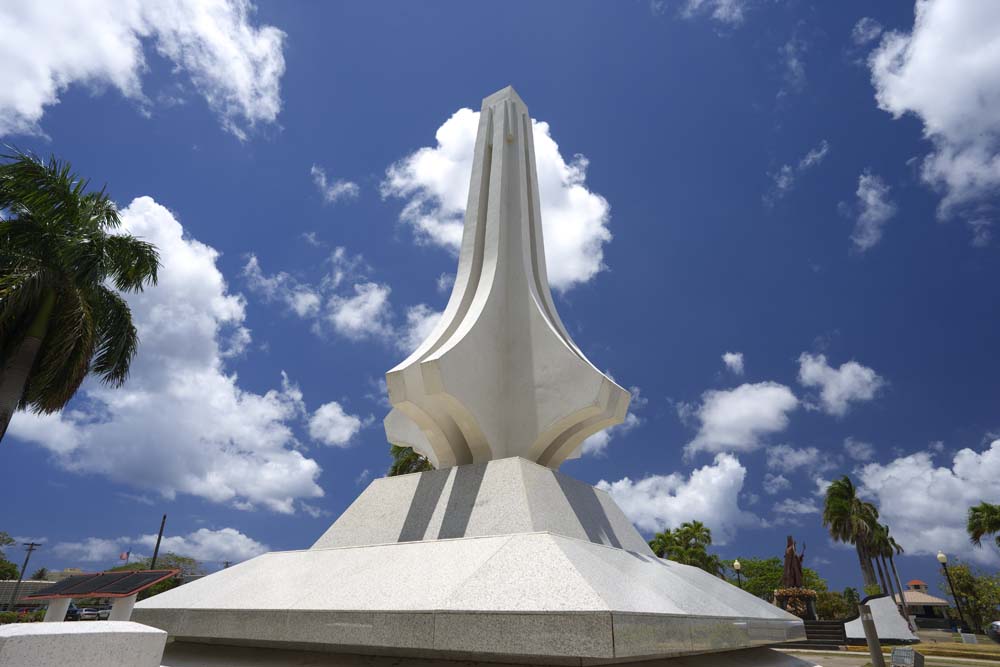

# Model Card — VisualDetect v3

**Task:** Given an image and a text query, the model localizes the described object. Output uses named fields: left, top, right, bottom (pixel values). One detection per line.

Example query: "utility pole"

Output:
left=150, top=514, right=167, bottom=569
left=6, top=542, right=41, bottom=611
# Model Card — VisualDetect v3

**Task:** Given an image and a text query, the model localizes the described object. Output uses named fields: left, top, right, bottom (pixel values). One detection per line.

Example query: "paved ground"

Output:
left=782, top=649, right=999, bottom=667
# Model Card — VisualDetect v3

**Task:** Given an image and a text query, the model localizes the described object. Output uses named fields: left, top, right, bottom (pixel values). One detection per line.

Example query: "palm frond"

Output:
left=89, top=285, right=138, bottom=386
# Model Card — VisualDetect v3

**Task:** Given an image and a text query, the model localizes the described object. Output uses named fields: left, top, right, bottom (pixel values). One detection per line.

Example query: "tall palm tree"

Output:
left=387, top=444, right=433, bottom=476
left=0, top=150, right=158, bottom=442
left=822, top=475, right=879, bottom=588
left=967, top=502, right=1000, bottom=549
left=870, top=524, right=896, bottom=602
left=648, top=521, right=723, bottom=576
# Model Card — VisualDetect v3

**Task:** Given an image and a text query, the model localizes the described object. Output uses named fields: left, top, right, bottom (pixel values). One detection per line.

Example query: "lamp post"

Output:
left=733, top=559, right=743, bottom=589
left=938, top=550, right=968, bottom=632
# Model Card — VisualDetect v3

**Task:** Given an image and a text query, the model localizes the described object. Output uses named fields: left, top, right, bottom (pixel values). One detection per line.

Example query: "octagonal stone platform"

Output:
left=135, top=458, right=803, bottom=664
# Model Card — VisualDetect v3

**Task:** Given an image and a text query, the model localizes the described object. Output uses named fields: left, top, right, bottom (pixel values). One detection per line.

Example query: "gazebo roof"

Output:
left=895, top=589, right=948, bottom=607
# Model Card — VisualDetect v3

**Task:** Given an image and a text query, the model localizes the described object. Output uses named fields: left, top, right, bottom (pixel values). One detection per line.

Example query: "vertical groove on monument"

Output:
left=385, top=87, right=630, bottom=469
left=134, top=87, right=806, bottom=665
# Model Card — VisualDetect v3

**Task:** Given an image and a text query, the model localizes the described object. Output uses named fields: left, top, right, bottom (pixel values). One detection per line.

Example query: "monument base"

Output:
left=136, top=458, right=804, bottom=664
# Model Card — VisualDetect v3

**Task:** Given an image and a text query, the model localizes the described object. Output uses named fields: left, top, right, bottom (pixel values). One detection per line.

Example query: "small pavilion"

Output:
left=894, top=579, right=951, bottom=629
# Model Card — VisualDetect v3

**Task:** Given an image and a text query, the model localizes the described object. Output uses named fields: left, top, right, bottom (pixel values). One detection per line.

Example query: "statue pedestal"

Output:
left=135, top=458, right=805, bottom=664
left=774, top=588, right=818, bottom=621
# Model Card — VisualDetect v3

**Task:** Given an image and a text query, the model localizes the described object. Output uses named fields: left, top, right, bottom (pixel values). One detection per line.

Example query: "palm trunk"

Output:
left=889, top=554, right=913, bottom=629
left=873, top=553, right=887, bottom=594
left=856, top=543, right=877, bottom=588
left=0, top=290, right=55, bottom=443
left=881, top=555, right=896, bottom=601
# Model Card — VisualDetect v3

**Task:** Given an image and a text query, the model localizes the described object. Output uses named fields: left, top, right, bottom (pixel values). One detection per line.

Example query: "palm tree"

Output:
left=870, top=524, right=897, bottom=602
left=967, top=502, right=1000, bottom=549
left=387, top=444, right=433, bottom=476
left=648, top=521, right=724, bottom=576
left=822, top=475, right=879, bottom=588
left=0, top=150, right=158, bottom=442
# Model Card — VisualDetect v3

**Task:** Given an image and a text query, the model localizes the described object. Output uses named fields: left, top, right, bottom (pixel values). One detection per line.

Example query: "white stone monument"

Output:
left=134, top=86, right=805, bottom=664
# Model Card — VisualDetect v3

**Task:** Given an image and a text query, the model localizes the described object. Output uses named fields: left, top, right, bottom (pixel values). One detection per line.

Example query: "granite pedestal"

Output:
left=135, top=458, right=804, bottom=664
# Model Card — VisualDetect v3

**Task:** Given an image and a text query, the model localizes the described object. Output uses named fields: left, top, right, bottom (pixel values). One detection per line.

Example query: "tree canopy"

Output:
left=387, top=444, right=433, bottom=477
left=967, top=501, right=1000, bottom=550
left=649, top=521, right=723, bottom=576
left=0, top=149, right=159, bottom=442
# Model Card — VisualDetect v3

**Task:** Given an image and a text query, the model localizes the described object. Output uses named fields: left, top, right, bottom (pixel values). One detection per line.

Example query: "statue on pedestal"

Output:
left=776, top=534, right=817, bottom=620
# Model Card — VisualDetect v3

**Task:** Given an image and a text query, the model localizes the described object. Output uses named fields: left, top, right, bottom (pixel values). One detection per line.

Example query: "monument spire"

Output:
left=384, top=86, right=630, bottom=469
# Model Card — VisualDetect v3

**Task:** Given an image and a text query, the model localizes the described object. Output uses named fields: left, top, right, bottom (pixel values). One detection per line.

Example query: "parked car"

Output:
left=78, top=607, right=99, bottom=621
left=97, top=606, right=111, bottom=620
left=987, top=620, right=1000, bottom=644
left=63, top=603, right=80, bottom=621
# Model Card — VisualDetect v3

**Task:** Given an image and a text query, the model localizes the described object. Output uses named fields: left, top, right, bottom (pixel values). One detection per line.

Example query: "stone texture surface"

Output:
left=159, top=642, right=822, bottom=667
left=844, top=595, right=917, bottom=642
left=136, top=460, right=804, bottom=663
left=311, top=457, right=650, bottom=554
left=384, top=86, right=629, bottom=469
left=0, top=620, right=166, bottom=667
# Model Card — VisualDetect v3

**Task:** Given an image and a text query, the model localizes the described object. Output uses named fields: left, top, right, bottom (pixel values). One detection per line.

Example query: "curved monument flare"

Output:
left=134, top=87, right=806, bottom=665
left=385, top=86, right=629, bottom=470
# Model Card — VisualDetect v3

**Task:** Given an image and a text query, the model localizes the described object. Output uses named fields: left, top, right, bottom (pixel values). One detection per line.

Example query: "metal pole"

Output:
left=150, top=514, right=166, bottom=569
left=736, top=571, right=742, bottom=589
left=859, top=603, right=886, bottom=667
left=942, top=562, right=968, bottom=632
left=6, top=542, right=41, bottom=611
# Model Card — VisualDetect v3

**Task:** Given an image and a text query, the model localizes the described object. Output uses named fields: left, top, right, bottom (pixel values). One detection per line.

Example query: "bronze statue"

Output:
left=782, top=535, right=805, bottom=588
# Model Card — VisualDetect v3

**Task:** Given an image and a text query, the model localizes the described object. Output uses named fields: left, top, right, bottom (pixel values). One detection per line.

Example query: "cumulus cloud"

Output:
left=766, top=444, right=829, bottom=473
left=870, top=1, right=1000, bottom=229
left=681, top=382, right=799, bottom=457
left=398, top=304, right=442, bottom=353
left=858, top=440, right=1000, bottom=565
left=797, top=353, right=884, bottom=416
left=311, top=165, right=359, bottom=204
left=847, top=171, right=897, bottom=251
left=308, top=402, right=368, bottom=447
left=0, top=0, right=285, bottom=139
left=243, top=250, right=400, bottom=344
left=763, top=472, right=791, bottom=495
left=773, top=497, right=820, bottom=515
left=53, top=527, right=267, bottom=565
left=843, top=437, right=875, bottom=461
left=654, top=0, right=748, bottom=25
left=766, top=140, right=830, bottom=203
left=722, top=351, right=745, bottom=375
left=852, top=17, right=883, bottom=45
left=326, top=283, right=393, bottom=341
left=581, top=386, right=647, bottom=457
left=381, top=108, right=611, bottom=292
left=597, top=453, right=758, bottom=544
left=8, top=197, right=324, bottom=513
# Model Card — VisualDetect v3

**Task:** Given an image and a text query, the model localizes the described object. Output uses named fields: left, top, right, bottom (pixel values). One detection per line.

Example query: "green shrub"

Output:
left=0, top=612, right=18, bottom=624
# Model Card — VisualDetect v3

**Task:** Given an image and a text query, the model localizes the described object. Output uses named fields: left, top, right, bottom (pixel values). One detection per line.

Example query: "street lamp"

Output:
left=733, top=559, right=743, bottom=589
left=938, top=551, right=968, bottom=632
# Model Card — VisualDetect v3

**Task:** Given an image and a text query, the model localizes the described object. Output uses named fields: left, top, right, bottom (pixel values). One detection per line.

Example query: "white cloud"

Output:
left=763, top=472, right=791, bottom=495
left=766, top=140, right=830, bottom=203
left=243, top=251, right=407, bottom=345
left=843, top=437, right=875, bottom=462
left=870, top=1, right=1000, bottom=227
left=858, top=440, right=1000, bottom=565
left=325, top=282, right=393, bottom=341
left=682, top=382, right=799, bottom=456
left=398, top=304, right=442, bottom=353
left=848, top=171, right=897, bottom=251
left=597, top=453, right=758, bottom=544
left=8, top=197, right=323, bottom=513
left=779, top=34, right=808, bottom=97
left=722, top=351, right=745, bottom=375
left=766, top=444, right=827, bottom=473
left=53, top=527, right=267, bottom=565
left=968, top=218, right=993, bottom=248
left=581, top=386, right=647, bottom=457
left=773, top=497, right=820, bottom=515
left=0, top=0, right=285, bottom=139
left=381, top=108, right=611, bottom=292
left=670, top=0, right=748, bottom=25
left=797, top=352, right=884, bottom=416
left=308, top=401, right=368, bottom=447
left=310, top=165, right=359, bottom=204
left=852, top=17, right=883, bottom=45
left=436, top=272, right=455, bottom=293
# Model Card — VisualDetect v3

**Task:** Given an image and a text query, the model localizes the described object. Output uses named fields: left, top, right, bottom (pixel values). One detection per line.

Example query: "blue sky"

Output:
left=3, top=0, right=1000, bottom=596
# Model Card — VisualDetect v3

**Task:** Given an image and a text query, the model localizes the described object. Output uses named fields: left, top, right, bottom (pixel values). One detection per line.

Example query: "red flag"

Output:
left=119, top=551, right=129, bottom=561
